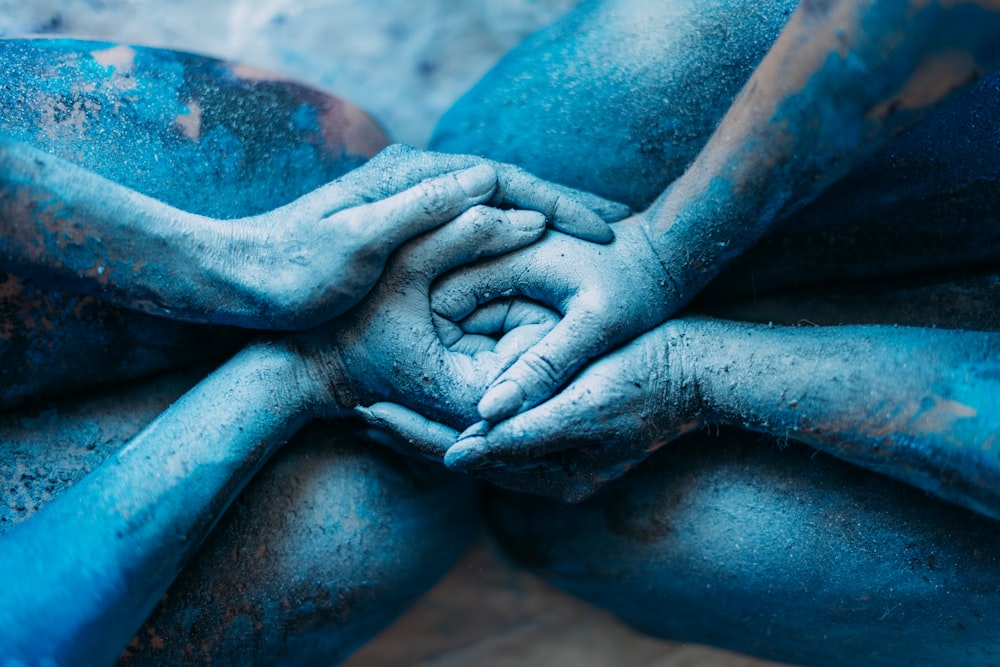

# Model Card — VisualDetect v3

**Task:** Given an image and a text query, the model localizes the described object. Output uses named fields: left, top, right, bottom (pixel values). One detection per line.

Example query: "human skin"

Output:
left=431, top=0, right=1000, bottom=428
left=409, top=2, right=1000, bottom=662
left=435, top=0, right=1000, bottom=299
left=1, top=15, right=1000, bottom=667
left=0, top=37, right=634, bottom=665
left=0, top=140, right=616, bottom=331
left=0, top=371, right=479, bottom=667
left=371, top=274, right=1000, bottom=517
left=366, top=274, right=1000, bottom=666
left=0, top=203, right=549, bottom=666
left=0, top=39, right=629, bottom=411
left=0, top=39, right=624, bottom=331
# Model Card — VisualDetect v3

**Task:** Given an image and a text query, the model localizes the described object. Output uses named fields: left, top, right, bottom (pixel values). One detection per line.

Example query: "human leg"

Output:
left=428, top=4, right=1000, bottom=662
left=484, top=429, right=1000, bottom=667
left=432, top=0, right=1000, bottom=296
left=117, top=422, right=477, bottom=666
left=0, top=371, right=478, bottom=665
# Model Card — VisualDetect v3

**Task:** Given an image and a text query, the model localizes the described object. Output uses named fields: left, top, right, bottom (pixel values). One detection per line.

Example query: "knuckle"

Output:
left=460, top=204, right=497, bottom=231
left=258, top=279, right=304, bottom=328
left=379, top=142, right=414, bottom=160
left=343, top=216, right=388, bottom=257
left=518, top=350, right=564, bottom=390
left=415, top=177, right=456, bottom=218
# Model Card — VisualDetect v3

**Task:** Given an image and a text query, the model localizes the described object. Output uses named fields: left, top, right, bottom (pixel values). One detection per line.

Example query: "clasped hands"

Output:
left=345, top=212, right=699, bottom=502
left=244, top=143, right=693, bottom=503
left=271, top=146, right=691, bottom=501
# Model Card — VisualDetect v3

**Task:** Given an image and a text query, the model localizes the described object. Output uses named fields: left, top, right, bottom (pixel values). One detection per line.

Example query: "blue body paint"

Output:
left=4, top=0, right=1000, bottom=662
left=0, top=38, right=474, bottom=665
left=0, top=38, right=385, bottom=408
left=486, top=431, right=1000, bottom=667
left=434, top=0, right=1000, bottom=298
left=0, top=38, right=374, bottom=217
left=0, top=371, right=477, bottom=666
left=434, top=0, right=801, bottom=210
left=429, top=2, right=1000, bottom=664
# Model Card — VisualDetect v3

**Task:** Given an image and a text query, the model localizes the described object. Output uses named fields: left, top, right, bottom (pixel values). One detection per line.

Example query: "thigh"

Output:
left=484, top=429, right=1000, bottom=667
left=432, top=0, right=1000, bottom=293
left=432, top=0, right=798, bottom=210
left=118, top=422, right=478, bottom=666
left=0, top=373, right=477, bottom=666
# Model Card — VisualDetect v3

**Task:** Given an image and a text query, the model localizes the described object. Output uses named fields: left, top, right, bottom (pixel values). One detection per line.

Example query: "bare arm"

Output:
left=0, top=204, right=547, bottom=665
left=375, top=313, right=1000, bottom=510
left=0, top=141, right=626, bottom=330
left=691, top=319, right=1000, bottom=518
left=450, top=0, right=1000, bottom=424
left=0, top=338, right=322, bottom=665
left=0, top=142, right=495, bottom=328
left=645, top=0, right=1000, bottom=302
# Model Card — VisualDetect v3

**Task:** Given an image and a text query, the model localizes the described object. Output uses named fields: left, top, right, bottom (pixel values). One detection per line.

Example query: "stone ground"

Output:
left=0, top=2, right=797, bottom=664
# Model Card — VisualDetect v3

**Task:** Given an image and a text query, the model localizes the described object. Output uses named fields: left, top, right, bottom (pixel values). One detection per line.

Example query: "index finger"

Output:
left=350, top=164, right=497, bottom=253
left=493, top=164, right=623, bottom=243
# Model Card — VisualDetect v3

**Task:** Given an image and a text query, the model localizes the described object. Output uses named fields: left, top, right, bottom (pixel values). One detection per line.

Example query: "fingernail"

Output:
left=454, top=164, right=495, bottom=197
left=603, top=201, right=632, bottom=221
left=459, top=420, right=490, bottom=439
left=478, top=380, right=525, bottom=423
left=507, top=210, right=545, bottom=233
left=444, top=437, right=489, bottom=470
left=583, top=219, right=615, bottom=243
left=552, top=211, right=614, bottom=243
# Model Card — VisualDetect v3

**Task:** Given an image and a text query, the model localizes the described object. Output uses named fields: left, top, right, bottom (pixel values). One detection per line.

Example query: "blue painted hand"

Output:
left=359, top=318, right=691, bottom=502
left=293, top=204, right=554, bottom=432
left=219, top=144, right=626, bottom=330
left=431, top=212, right=676, bottom=426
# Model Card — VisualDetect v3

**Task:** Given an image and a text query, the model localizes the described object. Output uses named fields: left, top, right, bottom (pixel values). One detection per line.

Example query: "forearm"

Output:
left=0, top=338, right=334, bottom=666
left=0, top=142, right=270, bottom=324
left=646, top=0, right=1000, bottom=306
left=685, top=318, right=1000, bottom=517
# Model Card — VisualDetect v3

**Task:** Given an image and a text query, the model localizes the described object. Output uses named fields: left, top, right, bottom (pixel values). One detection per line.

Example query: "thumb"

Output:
left=476, top=308, right=605, bottom=422
left=391, top=206, right=545, bottom=286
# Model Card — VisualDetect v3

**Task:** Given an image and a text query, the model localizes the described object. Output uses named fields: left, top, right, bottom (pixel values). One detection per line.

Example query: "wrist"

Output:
left=654, top=319, right=706, bottom=434
left=199, top=214, right=300, bottom=328
left=664, top=316, right=732, bottom=426
left=236, top=337, right=329, bottom=417
left=628, top=209, right=685, bottom=315
left=288, top=331, right=355, bottom=419
left=686, top=318, right=795, bottom=432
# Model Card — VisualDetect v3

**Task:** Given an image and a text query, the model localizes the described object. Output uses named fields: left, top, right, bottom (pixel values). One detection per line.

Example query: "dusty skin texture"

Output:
left=3, top=1, right=1000, bottom=666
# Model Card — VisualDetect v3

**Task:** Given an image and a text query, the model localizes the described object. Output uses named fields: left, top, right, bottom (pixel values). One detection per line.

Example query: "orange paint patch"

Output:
left=228, top=62, right=296, bottom=84
left=320, top=98, right=389, bottom=158
left=175, top=99, right=203, bottom=141
left=91, top=45, right=138, bottom=93
left=867, top=51, right=981, bottom=118
left=909, top=398, right=977, bottom=435
left=91, top=44, right=136, bottom=71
